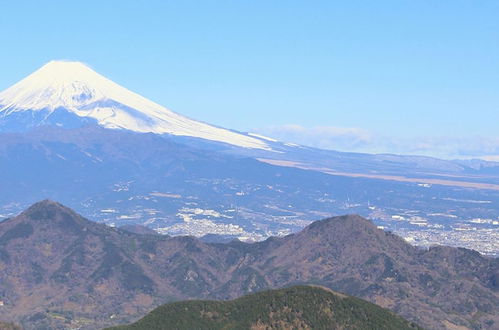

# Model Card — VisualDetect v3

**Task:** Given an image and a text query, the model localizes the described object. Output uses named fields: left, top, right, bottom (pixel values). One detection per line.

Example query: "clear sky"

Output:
left=1, top=1, right=498, bottom=159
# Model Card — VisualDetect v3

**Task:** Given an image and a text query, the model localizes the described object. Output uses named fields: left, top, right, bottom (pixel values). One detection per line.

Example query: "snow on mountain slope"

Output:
left=0, top=61, right=271, bottom=150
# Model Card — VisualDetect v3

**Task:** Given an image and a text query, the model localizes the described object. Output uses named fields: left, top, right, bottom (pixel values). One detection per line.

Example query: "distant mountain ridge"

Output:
left=0, top=200, right=497, bottom=329
left=107, top=286, right=422, bottom=330
left=1, top=60, right=498, bottom=178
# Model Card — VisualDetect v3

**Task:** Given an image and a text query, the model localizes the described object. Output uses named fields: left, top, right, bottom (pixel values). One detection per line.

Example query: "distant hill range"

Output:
left=107, top=285, right=422, bottom=330
left=0, top=201, right=497, bottom=329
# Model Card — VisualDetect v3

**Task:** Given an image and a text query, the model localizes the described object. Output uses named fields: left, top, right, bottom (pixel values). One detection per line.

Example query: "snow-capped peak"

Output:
left=0, top=60, right=271, bottom=150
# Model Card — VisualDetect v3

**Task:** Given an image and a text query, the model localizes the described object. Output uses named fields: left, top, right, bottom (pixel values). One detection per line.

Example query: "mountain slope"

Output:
left=0, top=201, right=497, bottom=329
left=107, top=286, right=422, bottom=330
left=0, top=61, right=269, bottom=150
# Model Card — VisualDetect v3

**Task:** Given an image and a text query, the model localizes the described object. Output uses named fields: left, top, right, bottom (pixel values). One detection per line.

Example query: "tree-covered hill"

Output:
left=108, top=286, right=422, bottom=330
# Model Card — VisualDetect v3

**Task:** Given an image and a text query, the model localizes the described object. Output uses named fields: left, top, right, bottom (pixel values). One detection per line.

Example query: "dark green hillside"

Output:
left=108, top=286, right=422, bottom=330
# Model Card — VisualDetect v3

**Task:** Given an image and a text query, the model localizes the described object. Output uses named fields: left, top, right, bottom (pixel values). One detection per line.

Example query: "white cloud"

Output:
left=259, top=124, right=374, bottom=151
left=255, top=124, right=499, bottom=160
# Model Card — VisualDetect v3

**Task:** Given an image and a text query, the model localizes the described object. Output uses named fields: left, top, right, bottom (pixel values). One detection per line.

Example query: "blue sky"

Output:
left=1, top=1, right=498, bottom=159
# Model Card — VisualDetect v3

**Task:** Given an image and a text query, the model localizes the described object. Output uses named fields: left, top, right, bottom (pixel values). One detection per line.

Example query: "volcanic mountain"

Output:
left=0, top=201, right=497, bottom=329
left=0, top=60, right=270, bottom=150
left=1, top=60, right=499, bottom=256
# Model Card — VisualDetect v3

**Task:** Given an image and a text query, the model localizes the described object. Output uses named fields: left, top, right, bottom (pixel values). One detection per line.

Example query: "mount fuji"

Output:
left=0, top=60, right=271, bottom=150
left=1, top=60, right=499, bottom=255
